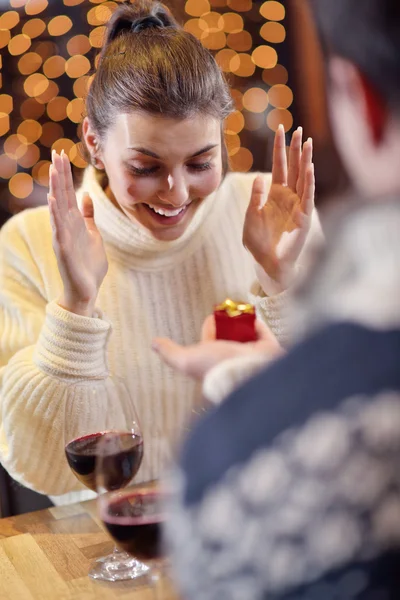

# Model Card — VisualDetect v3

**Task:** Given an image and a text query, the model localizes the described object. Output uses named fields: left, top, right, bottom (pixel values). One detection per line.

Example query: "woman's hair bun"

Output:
left=106, top=1, right=179, bottom=44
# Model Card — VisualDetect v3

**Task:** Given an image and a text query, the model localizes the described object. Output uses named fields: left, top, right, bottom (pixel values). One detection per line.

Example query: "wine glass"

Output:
left=63, top=375, right=150, bottom=581
left=97, top=432, right=172, bottom=596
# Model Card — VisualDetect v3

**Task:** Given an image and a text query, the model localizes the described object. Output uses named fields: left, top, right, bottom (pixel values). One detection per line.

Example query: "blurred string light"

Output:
left=1, top=0, right=293, bottom=199
left=185, top=0, right=293, bottom=171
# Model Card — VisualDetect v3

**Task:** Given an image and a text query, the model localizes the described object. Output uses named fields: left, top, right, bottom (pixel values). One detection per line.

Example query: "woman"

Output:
left=160, top=0, right=400, bottom=598
left=0, top=0, right=316, bottom=504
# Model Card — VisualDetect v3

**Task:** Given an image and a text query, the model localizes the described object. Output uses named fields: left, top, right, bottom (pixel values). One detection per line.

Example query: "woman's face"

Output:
left=86, top=112, right=223, bottom=241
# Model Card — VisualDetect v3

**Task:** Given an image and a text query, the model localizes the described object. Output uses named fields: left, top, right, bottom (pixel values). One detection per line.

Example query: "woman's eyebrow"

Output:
left=127, top=143, right=219, bottom=160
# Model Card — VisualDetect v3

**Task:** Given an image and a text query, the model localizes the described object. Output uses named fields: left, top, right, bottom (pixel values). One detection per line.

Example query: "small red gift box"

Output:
left=214, top=299, right=257, bottom=343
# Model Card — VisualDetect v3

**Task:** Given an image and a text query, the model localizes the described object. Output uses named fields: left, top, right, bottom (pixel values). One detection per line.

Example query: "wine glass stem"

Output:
left=150, top=567, right=162, bottom=600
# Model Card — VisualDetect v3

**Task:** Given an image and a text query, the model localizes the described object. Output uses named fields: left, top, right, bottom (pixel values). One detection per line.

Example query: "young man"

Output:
left=154, top=1, right=400, bottom=598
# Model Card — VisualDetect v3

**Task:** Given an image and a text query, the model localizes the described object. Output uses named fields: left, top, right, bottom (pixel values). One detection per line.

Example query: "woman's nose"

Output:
left=158, top=173, right=189, bottom=208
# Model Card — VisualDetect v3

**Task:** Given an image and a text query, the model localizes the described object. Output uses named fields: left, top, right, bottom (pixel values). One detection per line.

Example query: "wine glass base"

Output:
left=89, top=551, right=150, bottom=582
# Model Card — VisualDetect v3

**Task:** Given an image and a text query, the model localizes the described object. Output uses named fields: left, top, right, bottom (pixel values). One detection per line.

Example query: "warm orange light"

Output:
left=18, top=52, right=42, bottom=75
left=268, top=84, right=293, bottom=109
left=10, top=0, right=28, bottom=8
left=0, top=154, right=18, bottom=179
left=43, top=56, right=66, bottom=79
left=65, top=55, right=91, bottom=79
left=225, top=110, right=245, bottom=135
left=227, top=0, right=252, bottom=11
left=221, top=12, right=243, bottom=33
left=201, top=30, right=226, bottom=50
left=0, top=30, right=11, bottom=50
left=227, top=0, right=253, bottom=12
left=63, top=0, right=86, bottom=5
left=262, top=64, right=288, bottom=86
left=17, top=119, right=42, bottom=143
left=9, top=172, right=34, bottom=199
left=89, top=26, right=106, bottom=48
left=225, top=132, right=241, bottom=156
left=230, top=88, right=243, bottom=111
left=25, top=0, right=49, bottom=16
left=215, top=48, right=237, bottom=72
left=260, top=1, right=285, bottom=21
left=226, top=30, right=252, bottom=52
left=36, top=80, right=59, bottom=104
left=0, top=113, right=10, bottom=137
left=67, top=98, right=85, bottom=123
left=252, top=45, right=278, bottom=69
left=230, top=53, right=256, bottom=77
left=22, top=18, right=46, bottom=39
left=199, top=12, right=224, bottom=32
left=8, top=33, right=32, bottom=56
left=183, top=19, right=203, bottom=39
left=48, top=15, right=73, bottom=37
left=73, top=76, right=90, bottom=98
left=260, top=21, right=286, bottom=43
left=230, top=146, right=253, bottom=172
left=87, top=4, right=115, bottom=26
left=243, top=87, right=269, bottom=113
left=0, top=94, right=13, bottom=114
left=4, top=134, right=28, bottom=160
left=267, top=108, right=293, bottom=132
left=46, top=96, right=69, bottom=121
left=51, top=138, right=75, bottom=156
left=69, top=143, right=88, bottom=168
left=34, top=41, right=57, bottom=60
left=40, top=122, right=64, bottom=147
left=185, top=0, right=210, bottom=17
left=67, top=35, right=91, bottom=56
left=0, top=11, right=20, bottom=30
left=210, top=0, right=227, bottom=6
left=32, top=159, right=51, bottom=186
left=24, top=73, right=49, bottom=97
left=20, top=97, right=46, bottom=119
left=17, top=144, right=41, bottom=168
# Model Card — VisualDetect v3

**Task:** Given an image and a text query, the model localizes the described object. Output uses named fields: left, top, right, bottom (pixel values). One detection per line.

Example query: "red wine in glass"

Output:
left=65, top=431, right=143, bottom=492
left=63, top=376, right=149, bottom=582
left=101, top=489, right=164, bottom=561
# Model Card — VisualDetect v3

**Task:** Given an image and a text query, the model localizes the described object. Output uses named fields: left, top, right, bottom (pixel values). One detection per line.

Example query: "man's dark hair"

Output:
left=310, top=0, right=400, bottom=111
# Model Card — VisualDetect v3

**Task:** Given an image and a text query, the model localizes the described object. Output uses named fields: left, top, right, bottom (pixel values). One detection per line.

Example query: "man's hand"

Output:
left=152, top=315, right=282, bottom=380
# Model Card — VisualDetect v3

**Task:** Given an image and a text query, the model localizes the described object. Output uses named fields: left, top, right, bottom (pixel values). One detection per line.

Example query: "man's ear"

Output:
left=329, top=56, right=388, bottom=145
left=82, top=117, right=105, bottom=169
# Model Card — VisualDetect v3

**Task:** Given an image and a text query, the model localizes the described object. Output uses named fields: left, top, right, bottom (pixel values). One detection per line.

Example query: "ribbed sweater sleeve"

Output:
left=0, top=214, right=111, bottom=495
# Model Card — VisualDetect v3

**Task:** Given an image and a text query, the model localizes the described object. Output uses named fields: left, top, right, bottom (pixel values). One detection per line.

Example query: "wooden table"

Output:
left=0, top=499, right=179, bottom=600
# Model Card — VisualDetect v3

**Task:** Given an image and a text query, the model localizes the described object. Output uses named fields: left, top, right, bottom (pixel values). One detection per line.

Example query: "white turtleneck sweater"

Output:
left=0, top=167, right=317, bottom=505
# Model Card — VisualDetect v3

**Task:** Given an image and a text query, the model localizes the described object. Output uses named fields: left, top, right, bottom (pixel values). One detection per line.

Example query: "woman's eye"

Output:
left=187, top=162, right=212, bottom=172
left=128, top=165, right=159, bottom=176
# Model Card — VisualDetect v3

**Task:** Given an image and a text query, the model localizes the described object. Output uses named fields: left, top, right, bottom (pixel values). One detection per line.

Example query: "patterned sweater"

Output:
left=167, top=198, right=400, bottom=600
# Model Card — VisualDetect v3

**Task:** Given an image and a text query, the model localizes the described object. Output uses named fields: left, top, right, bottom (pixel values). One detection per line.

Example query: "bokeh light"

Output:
left=260, top=1, right=285, bottom=21
left=2, top=0, right=293, bottom=201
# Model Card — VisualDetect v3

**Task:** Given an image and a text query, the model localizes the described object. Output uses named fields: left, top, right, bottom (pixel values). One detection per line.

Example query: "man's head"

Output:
left=310, top=0, right=400, bottom=198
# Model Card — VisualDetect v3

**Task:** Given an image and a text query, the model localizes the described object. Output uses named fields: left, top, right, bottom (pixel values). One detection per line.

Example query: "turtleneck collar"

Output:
left=76, top=166, right=222, bottom=271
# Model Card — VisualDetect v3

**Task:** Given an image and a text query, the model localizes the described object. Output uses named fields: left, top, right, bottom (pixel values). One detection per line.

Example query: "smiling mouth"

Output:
left=146, top=203, right=188, bottom=217
left=141, top=202, right=192, bottom=225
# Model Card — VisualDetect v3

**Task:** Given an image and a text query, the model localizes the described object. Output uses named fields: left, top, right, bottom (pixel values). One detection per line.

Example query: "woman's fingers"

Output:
left=297, top=137, right=313, bottom=199
left=301, top=164, right=315, bottom=216
left=248, top=175, right=266, bottom=212
left=287, top=127, right=302, bottom=192
left=272, top=124, right=288, bottom=186
left=62, top=152, right=78, bottom=211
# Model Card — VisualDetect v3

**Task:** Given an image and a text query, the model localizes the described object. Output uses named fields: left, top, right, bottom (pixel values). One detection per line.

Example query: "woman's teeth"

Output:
left=147, top=204, right=186, bottom=217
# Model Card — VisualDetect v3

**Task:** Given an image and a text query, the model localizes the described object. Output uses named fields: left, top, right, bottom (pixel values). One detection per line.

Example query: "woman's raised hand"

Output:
left=48, top=150, right=108, bottom=316
left=243, top=125, right=315, bottom=288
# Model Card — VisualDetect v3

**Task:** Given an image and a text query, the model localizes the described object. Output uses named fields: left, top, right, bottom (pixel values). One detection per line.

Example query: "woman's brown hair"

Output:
left=85, top=0, right=234, bottom=172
